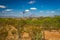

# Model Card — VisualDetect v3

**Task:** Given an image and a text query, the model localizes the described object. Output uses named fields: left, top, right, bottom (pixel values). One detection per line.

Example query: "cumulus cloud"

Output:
left=30, top=8, right=37, bottom=10
left=0, top=5, right=6, bottom=8
left=2, top=9, right=13, bottom=13
left=25, top=9, right=30, bottom=12
left=46, top=11, right=55, bottom=13
left=39, top=10, right=55, bottom=14
left=28, top=1, right=35, bottom=4
left=4, top=9, right=13, bottom=12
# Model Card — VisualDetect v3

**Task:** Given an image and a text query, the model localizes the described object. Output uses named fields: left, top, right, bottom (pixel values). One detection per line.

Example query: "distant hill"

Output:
left=0, top=16, right=21, bottom=18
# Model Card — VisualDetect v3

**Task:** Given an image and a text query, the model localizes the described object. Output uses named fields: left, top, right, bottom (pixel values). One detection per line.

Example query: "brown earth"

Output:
left=44, top=30, right=60, bottom=40
left=20, top=32, right=32, bottom=40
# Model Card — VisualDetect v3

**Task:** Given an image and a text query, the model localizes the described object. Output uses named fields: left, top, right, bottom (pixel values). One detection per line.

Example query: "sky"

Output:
left=0, top=0, right=60, bottom=17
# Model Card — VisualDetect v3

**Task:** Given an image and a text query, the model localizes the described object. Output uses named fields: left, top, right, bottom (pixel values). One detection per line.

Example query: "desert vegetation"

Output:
left=0, top=15, right=60, bottom=40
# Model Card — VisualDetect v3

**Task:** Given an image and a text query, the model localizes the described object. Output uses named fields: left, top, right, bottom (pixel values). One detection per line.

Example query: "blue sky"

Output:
left=0, top=0, right=60, bottom=17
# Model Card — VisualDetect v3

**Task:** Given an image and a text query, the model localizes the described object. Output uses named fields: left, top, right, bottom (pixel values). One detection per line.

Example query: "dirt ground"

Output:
left=44, top=30, right=60, bottom=40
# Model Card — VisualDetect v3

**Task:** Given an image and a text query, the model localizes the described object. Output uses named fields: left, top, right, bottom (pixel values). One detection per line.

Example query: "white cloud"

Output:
left=0, top=5, right=6, bottom=8
left=30, top=8, right=37, bottom=10
left=28, top=1, right=35, bottom=4
left=25, top=9, right=30, bottom=12
left=39, top=10, right=55, bottom=14
left=5, top=9, right=13, bottom=12
left=46, top=11, right=55, bottom=13
left=2, top=9, right=13, bottom=13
